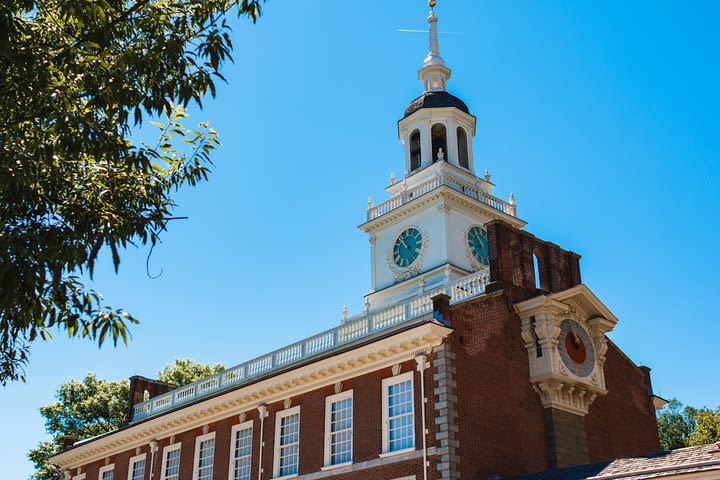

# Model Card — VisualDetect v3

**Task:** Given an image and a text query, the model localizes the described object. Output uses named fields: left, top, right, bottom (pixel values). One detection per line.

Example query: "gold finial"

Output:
left=429, top=0, right=436, bottom=7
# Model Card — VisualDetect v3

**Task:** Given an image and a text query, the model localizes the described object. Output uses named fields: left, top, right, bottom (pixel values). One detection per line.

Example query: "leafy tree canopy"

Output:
left=28, top=358, right=225, bottom=480
left=0, top=0, right=266, bottom=385
left=157, top=357, right=224, bottom=386
left=657, top=398, right=720, bottom=450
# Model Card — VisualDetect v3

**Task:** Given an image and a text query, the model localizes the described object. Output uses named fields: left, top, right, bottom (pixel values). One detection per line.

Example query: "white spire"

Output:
left=419, top=1, right=451, bottom=92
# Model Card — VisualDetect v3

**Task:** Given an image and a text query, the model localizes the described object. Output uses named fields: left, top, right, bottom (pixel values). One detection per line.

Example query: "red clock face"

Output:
left=565, top=330, right=587, bottom=364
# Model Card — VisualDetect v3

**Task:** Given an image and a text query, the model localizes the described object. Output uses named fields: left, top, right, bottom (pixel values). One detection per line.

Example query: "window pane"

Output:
left=233, top=426, right=253, bottom=480
left=279, top=413, right=300, bottom=476
left=329, top=396, right=352, bottom=465
left=101, top=470, right=114, bottom=480
left=197, top=438, right=215, bottom=480
left=131, top=459, right=145, bottom=480
left=164, top=449, right=181, bottom=480
left=387, top=379, right=414, bottom=452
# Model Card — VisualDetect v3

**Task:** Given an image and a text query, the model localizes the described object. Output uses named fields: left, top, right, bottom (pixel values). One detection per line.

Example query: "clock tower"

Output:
left=359, top=4, right=524, bottom=310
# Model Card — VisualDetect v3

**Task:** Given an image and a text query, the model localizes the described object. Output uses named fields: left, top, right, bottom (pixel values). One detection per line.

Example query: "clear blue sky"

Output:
left=3, top=1, right=720, bottom=477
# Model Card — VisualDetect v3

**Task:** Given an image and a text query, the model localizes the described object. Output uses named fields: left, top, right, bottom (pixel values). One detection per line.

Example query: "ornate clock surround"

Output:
left=386, top=226, right=429, bottom=282
left=514, top=285, right=617, bottom=416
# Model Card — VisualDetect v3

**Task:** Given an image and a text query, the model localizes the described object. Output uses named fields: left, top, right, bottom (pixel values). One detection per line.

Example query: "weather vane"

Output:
left=429, top=0, right=437, bottom=7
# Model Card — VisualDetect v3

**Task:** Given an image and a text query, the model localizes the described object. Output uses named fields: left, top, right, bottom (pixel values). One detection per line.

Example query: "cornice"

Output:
left=51, top=322, right=452, bottom=469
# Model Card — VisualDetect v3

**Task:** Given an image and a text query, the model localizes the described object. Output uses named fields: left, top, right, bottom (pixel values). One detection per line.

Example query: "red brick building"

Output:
left=51, top=4, right=671, bottom=480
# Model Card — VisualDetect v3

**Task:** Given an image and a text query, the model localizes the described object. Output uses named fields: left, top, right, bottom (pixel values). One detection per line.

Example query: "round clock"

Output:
left=393, top=227, right=423, bottom=268
left=467, top=226, right=490, bottom=266
left=557, top=319, right=595, bottom=377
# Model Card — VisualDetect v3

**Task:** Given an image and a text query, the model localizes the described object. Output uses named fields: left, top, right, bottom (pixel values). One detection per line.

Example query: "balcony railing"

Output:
left=130, top=270, right=491, bottom=423
left=367, top=172, right=516, bottom=221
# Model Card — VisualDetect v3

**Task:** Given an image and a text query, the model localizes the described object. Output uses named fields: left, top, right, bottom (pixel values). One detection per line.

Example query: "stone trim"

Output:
left=433, top=342, right=460, bottom=479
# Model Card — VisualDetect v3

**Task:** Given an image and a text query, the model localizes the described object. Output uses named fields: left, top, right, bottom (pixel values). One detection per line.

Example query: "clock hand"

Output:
left=398, top=236, right=410, bottom=249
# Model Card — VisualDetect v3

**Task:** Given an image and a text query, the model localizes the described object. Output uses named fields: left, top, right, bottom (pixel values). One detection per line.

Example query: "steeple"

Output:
left=419, top=1, right=451, bottom=92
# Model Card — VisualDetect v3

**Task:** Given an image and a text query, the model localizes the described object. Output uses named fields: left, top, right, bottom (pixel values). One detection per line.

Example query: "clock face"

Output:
left=393, top=227, right=423, bottom=268
left=467, top=226, right=490, bottom=266
left=558, top=319, right=595, bottom=377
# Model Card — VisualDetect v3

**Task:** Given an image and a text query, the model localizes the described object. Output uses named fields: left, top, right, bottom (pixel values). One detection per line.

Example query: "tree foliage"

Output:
left=28, top=358, right=225, bottom=480
left=0, top=0, right=266, bottom=385
left=657, top=398, right=720, bottom=450
left=157, top=357, right=224, bottom=386
left=688, top=406, right=720, bottom=447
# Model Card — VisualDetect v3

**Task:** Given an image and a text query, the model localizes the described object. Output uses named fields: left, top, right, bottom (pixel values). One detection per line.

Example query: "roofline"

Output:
left=49, top=317, right=451, bottom=463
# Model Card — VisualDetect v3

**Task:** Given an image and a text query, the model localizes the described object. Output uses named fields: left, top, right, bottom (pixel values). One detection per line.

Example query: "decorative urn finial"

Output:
left=390, top=172, right=396, bottom=185
left=485, top=169, right=491, bottom=182
left=367, top=196, right=373, bottom=209
left=437, top=147, right=445, bottom=161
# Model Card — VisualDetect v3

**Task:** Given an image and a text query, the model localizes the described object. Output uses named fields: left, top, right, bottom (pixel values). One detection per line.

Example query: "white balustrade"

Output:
left=130, top=270, right=492, bottom=422
left=174, top=385, right=196, bottom=403
left=367, top=171, right=515, bottom=221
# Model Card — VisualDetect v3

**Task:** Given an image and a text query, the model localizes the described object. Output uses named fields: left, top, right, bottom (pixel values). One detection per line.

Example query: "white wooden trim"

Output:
left=228, top=420, right=254, bottom=480
left=192, top=432, right=216, bottom=480
left=98, top=464, right=115, bottom=480
left=381, top=371, right=415, bottom=454
left=273, top=406, right=301, bottom=478
left=160, top=443, right=181, bottom=480
left=127, top=453, right=147, bottom=480
left=323, top=390, right=353, bottom=468
left=72, top=474, right=86, bottom=480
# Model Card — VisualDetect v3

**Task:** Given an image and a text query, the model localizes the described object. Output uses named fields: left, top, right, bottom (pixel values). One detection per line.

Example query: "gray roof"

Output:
left=507, top=443, right=720, bottom=480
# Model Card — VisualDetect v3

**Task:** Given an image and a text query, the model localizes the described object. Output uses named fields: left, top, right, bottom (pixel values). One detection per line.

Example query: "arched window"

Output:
left=431, top=123, right=447, bottom=163
left=410, top=129, right=421, bottom=171
left=457, top=127, right=469, bottom=169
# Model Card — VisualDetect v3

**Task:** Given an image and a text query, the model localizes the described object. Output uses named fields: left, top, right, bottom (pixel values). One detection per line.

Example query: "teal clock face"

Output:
left=467, top=226, right=490, bottom=266
left=393, top=227, right=423, bottom=267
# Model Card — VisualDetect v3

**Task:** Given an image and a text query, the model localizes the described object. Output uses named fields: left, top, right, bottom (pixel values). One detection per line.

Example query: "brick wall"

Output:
left=586, top=343, right=661, bottom=462
left=450, top=294, right=550, bottom=479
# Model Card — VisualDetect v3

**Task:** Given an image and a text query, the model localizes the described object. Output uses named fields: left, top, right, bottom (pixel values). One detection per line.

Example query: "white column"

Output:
left=420, top=120, right=432, bottom=168
left=401, top=129, right=411, bottom=176
left=446, top=120, right=458, bottom=167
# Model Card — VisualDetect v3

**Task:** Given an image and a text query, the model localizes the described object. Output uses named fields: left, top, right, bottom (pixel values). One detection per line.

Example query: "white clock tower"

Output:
left=359, top=3, right=526, bottom=310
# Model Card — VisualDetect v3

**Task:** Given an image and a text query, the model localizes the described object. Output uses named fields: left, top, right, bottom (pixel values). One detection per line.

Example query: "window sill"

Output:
left=379, top=447, right=416, bottom=459
left=321, top=461, right=353, bottom=471
left=272, top=475, right=298, bottom=480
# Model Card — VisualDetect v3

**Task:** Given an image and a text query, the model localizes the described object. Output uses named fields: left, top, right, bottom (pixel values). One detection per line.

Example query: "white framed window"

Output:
left=382, top=371, right=415, bottom=454
left=160, top=443, right=182, bottom=480
left=273, top=406, right=300, bottom=478
left=99, top=464, right=115, bottom=480
left=229, top=420, right=253, bottom=480
left=193, top=432, right=216, bottom=480
left=127, top=453, right=146, bottom=480
left=324, top=390, right=353, bottom=467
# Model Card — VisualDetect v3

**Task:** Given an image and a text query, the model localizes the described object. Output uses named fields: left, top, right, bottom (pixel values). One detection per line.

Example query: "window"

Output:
left=324, top=391, right=353, bottom=466
left=229, top=421, right=253, bottom=480
left=410, top=130, right=421, bottom=171
left=99, top=465, right=114, bottom=480
left=457, top=127, right=469, bottom=169
left=273, top=406, right=300, bottom=478
left=128, top=454, right=146, bottom=480
left=431, top=123, right=447, bottom=163
left=193, top=432, right=216, bottom=480
left=382, top=372, right=415, bottom=454
left=160, top=443, right=181, bottom=480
